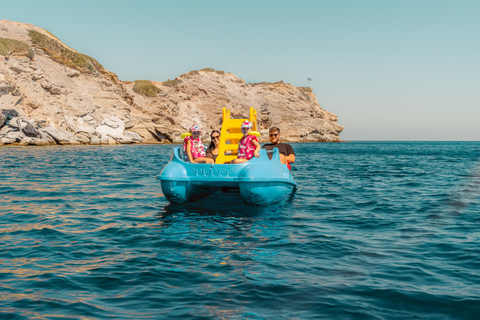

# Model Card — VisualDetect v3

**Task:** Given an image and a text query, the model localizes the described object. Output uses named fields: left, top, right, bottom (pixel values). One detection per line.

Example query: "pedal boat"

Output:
left=158, top=147, right=297, bottom=205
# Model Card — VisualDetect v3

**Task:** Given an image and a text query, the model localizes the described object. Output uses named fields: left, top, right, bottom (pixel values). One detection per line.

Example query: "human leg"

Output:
left=194, top=157, right=214, bottom=164
left=232, top=158, right=248, bottom=164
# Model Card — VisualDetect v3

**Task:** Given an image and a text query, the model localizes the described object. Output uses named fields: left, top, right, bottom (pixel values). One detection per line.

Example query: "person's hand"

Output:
left=254, top=151, right=260, bottom=158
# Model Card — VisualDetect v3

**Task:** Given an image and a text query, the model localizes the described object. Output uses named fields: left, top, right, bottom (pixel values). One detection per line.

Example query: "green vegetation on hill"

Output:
left=133, top=80, right=162, bottom=97
left=184, top=69, right=226, bottom=77
left=162, top=79, right=182, bottom=87
left=199, top=68, right=225, bottom=74
left=28, top=30, right=103, bottom=74
left=251, top=80, right=285, bottom=86
left=0, top=38, right=30, bottom=56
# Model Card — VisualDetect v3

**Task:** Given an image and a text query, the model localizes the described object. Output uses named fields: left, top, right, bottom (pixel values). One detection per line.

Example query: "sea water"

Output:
left=1, top=142, right=479, bottom=319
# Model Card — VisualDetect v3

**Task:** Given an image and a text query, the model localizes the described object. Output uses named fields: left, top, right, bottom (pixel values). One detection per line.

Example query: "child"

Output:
left=183, top=124, right=214, bottom=164
left=232, top=120, right=261, bottom=164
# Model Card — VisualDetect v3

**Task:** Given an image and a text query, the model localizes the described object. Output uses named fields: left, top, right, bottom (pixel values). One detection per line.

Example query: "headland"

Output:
left=0, top=20, right=344, bottom=147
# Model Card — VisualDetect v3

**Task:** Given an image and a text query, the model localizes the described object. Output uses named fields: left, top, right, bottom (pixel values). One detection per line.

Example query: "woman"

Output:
left=205, top=130, right=221, bottom=163
left=183, top=124, right=214, bottom=164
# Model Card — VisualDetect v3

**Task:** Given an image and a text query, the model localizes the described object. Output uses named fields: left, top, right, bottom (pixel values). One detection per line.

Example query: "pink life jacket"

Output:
left=237, top=135, right=258, bottom=160
left=183, top=136, right=206, bottom=161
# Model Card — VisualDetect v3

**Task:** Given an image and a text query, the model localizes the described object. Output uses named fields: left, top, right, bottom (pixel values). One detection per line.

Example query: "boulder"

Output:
left=8, top=60, right=30, bottom=74
left=124, top=119, right=134, bottom=129
left=15, top=117, right=27, bottom=128
left=90, top=136, right=101, bottom=145
left=41, top=81, right=62, bottom=94
left=36, top=131, right=57, bottom=145
left=81, top=114, right=97, bottom=126
left=110, top=134, right=133, bottom=144
left=103, top=117, right=124, bottom=130
left=22, top=122, right=41, bottom=137
left=96, top=125, right=120, bottom=138
left=18, top=137, right=32, bottom=146
left=99, top=134, right=116, bottom=145
left=76, top=124, right=95, bottom=135
left=20, top=136, right=57, bottom=146
left=0, top=125, right=11, bottom=135
left=5, top=131, right=24, bottom=142
left=81, top=114, right=94, bottom=122
left=95, top=118, right=125, bottom=140
left=6, top=117, right=20, bottom=128
left=2, top=109, right=19, bottom=119
left=0, top=137, right=16, bottom=145
left=32, top=70, right=43, bottom=81
left=0, top=113, right=5, bottom=128
left=42, top=127, right=72, bottom=144
left=65, top=67, right=80, bottom=78
left=34, top=120, right=48, bottom=128
left=124, top=131, right=144, bottom=143
left=76, top=135, right=90, bottom=144
left=0, top=85, right=15, bottom=95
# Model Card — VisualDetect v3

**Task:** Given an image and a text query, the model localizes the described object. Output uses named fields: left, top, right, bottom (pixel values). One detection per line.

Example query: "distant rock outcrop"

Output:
left=0, top=20, right=344, bottom=147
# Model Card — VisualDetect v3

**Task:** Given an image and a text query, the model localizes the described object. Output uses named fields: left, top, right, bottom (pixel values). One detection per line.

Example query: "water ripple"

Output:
left=1, top=142, right=480, bottom=318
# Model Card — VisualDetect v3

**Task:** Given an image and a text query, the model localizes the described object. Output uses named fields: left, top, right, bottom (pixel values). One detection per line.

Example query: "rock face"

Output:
left=0, top=20, right=344, bottom=147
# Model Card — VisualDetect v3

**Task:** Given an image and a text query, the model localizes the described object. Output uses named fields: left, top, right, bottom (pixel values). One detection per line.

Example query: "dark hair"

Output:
left=206, top=130, right=221, bottom=154
left=269, top=126, right=280, bottom=134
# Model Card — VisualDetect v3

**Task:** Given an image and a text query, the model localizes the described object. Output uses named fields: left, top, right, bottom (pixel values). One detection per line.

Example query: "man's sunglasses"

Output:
left=269, top=133, right=279, bottom=137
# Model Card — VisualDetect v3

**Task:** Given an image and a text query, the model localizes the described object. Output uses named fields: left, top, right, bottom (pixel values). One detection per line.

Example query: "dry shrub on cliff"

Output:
left=162, top=79, right=182, bottom=87
left=0, top=38, right=30, bottom=56
left=298, top=87, right=313, bottom=93
left=133, top=80, right=162, bottom=97
left=251, top=80, right=286, bottom=87
left=28, top=30, right=103, bottom=74
left=189, top=68, right=225, bottom=75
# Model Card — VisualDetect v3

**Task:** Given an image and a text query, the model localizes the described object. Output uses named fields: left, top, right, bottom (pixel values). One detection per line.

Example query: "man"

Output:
left=261, top=126, right=295, bottom=169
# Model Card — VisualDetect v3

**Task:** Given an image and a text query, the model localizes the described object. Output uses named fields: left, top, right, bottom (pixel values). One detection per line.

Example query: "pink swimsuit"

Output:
left=183, top=136, right=206, bottom=162
left=237, top=135, right=258, bottom=160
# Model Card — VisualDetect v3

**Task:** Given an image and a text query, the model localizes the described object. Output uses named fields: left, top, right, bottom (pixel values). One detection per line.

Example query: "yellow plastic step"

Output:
left=216, top=107, right=257, bottom=164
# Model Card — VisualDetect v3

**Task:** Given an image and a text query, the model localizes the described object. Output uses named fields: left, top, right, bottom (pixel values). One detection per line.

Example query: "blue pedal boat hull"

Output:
left=158, top=147, right=297, bottom=205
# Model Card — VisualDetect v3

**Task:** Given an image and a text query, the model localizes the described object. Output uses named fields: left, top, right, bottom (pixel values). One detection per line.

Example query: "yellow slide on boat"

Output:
left=216, top=107, right=258, bottom=164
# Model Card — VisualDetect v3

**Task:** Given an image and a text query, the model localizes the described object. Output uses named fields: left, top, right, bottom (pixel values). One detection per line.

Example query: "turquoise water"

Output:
left=1, top=142, right=480, bottom=319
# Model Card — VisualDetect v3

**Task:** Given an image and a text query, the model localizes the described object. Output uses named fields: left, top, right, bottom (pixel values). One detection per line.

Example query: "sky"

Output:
left=2, top=0, right=479, bottom=141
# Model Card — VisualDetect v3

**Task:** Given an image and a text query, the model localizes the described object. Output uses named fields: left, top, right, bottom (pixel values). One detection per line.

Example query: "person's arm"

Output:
left=252, top=139, right=261, bottom=158
left=285, top=145, right=295, bottom=163
left=186, top=141, right=194, bottom=162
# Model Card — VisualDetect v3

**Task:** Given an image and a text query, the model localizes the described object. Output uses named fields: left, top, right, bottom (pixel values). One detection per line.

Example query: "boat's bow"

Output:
left=158, top=147, right=296, bottom=205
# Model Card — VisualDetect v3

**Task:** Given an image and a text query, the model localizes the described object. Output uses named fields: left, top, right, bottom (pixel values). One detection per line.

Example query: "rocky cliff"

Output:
left=0, top=20, right=344, bottom=146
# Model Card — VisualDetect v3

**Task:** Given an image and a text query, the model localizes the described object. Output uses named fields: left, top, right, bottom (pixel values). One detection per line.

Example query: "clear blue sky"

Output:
left=2, top=0, right=479, bottom=140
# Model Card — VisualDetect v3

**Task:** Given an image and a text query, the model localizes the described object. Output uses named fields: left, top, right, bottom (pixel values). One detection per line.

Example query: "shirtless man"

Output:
left=261, top=126, right=295, bottom=168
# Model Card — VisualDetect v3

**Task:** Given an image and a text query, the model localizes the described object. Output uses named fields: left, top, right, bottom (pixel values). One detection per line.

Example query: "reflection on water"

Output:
left=155, top=197, right=295, bottom=318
